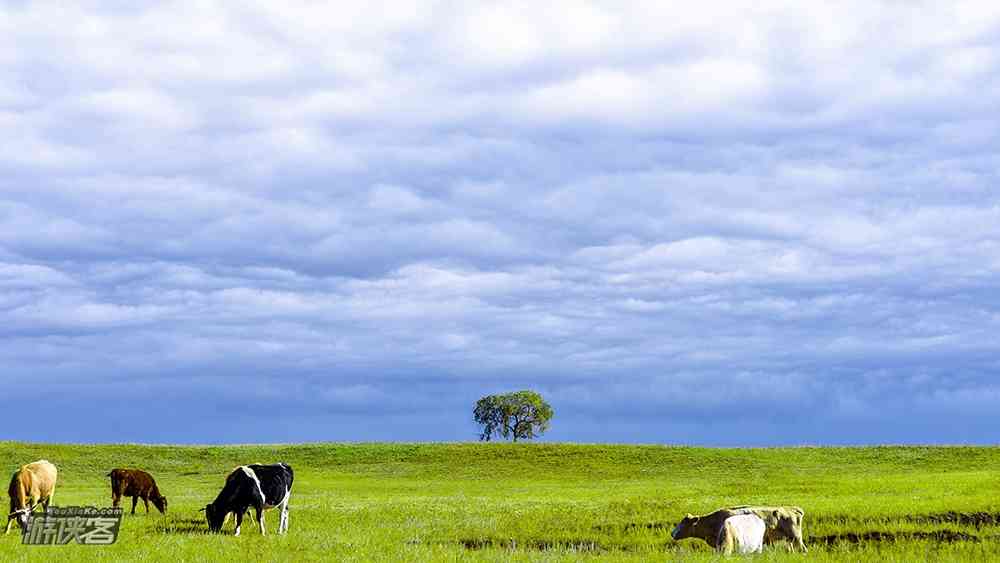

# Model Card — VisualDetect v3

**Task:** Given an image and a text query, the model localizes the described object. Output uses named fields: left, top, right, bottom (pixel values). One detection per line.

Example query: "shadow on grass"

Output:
left=907, top=511, right=1000, bottom=529
left=457, top=537, right=611, bottom=552
left=152, top=517, right=212, bottom=535
left=593, top=521, right=672, bottom=533
left=814, top=530, right=980, bottom=545
left=452, top=537, right=697, bottom=553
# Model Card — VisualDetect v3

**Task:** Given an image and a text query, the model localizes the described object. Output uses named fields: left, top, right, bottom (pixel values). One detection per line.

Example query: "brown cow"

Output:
left=108, top=469, right=168, bottom=515
left=6, top=460, right=57, bottom=534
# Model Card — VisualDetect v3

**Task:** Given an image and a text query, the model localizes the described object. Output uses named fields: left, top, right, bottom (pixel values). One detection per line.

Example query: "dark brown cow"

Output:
left=107, top=469, right=167, bottom=515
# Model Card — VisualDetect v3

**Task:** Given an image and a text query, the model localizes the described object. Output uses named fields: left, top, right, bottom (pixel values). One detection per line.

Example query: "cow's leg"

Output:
left=793, top=518, right=807, bottom=552
left=766, top=529, right=793, bottom=552
left=130, top=496, right=138, bottom=515
left=794, top=530, right=807, bottom=552
left=281, top=489, right=292, bottom=532
left=718, top=523, right=734, bottom=555
left=234, top=511, right=243, bottom=537
left=143, top=497, right=150, bottom=513
left=280, top=499, right=289, bottom=533
left=255, top=506, right=266, bottom=536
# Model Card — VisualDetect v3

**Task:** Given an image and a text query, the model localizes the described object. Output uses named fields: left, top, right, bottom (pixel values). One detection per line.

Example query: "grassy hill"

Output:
left=1, top=442, right=999, bottom=561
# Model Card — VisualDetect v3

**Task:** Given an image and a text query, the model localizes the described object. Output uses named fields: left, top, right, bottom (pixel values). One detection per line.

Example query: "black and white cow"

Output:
left=203, top=463, right=293, bottom=535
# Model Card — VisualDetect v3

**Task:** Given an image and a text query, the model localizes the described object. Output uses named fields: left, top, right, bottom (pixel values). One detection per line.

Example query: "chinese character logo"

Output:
left=22, top=507, right=123, bottom=546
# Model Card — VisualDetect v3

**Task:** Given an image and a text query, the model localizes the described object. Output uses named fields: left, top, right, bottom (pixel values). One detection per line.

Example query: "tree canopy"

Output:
left=473, top=390, right=553, bottom=442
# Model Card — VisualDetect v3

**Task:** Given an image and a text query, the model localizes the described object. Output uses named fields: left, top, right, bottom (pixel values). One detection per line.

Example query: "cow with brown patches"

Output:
left=6, top=460, right=57, bottom=534
left=673, top=505, right=807, bottom=553
left=728, top=505, right=806, bottom=551
left=107, top=468, right=168, bottom=515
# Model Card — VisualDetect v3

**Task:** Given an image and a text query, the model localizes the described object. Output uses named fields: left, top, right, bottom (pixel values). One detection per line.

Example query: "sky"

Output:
left=2, top=1, right=1000, bottom=445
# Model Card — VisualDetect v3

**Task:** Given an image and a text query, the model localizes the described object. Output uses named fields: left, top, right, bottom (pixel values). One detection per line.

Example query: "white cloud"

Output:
left=2, top=1, right=1000, bottom=443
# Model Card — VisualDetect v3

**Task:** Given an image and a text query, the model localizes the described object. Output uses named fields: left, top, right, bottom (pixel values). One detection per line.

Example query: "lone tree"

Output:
left=473, top=390, right=553, bottom=442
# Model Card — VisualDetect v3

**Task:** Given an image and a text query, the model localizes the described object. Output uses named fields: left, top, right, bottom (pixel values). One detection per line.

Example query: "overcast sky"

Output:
left=3, top=1, right=999, bottom=445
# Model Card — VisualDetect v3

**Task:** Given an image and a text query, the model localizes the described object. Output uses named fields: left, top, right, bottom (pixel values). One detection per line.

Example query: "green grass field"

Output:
left=2, top=442, right=999, bottom=561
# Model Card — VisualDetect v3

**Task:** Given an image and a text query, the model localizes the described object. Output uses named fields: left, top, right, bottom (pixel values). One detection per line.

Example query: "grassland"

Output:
left=1, top=442, right=999, bottom=561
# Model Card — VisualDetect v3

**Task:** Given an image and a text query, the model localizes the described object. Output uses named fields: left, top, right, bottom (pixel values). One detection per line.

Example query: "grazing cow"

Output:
left=673, top=505, right=806, bottom=553
left=718, top=514, right=766, bottom=555
left=6, top=460, right=57, bottom=534
left=107, top=469, right=168, bottom=515
left=203, top=463, right=293, bottom=536
left=672, top=509, right=734, bottom=552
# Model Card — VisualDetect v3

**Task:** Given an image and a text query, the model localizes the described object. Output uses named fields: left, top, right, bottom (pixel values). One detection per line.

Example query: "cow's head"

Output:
left=671, top=513, right=697, bottom=540
left=203, top=503, right=225, bottom=532
left=152, top=495, right=168, bottom=514
left=7, top=506, right=33, bottom=531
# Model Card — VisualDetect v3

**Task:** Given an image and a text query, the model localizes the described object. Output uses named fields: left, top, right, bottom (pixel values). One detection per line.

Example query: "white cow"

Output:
left=718, top=513, right=766, bottom=555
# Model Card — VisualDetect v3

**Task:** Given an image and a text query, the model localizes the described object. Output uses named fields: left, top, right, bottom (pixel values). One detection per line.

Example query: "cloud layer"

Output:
left=3, top=1, right=1000, bottom=444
